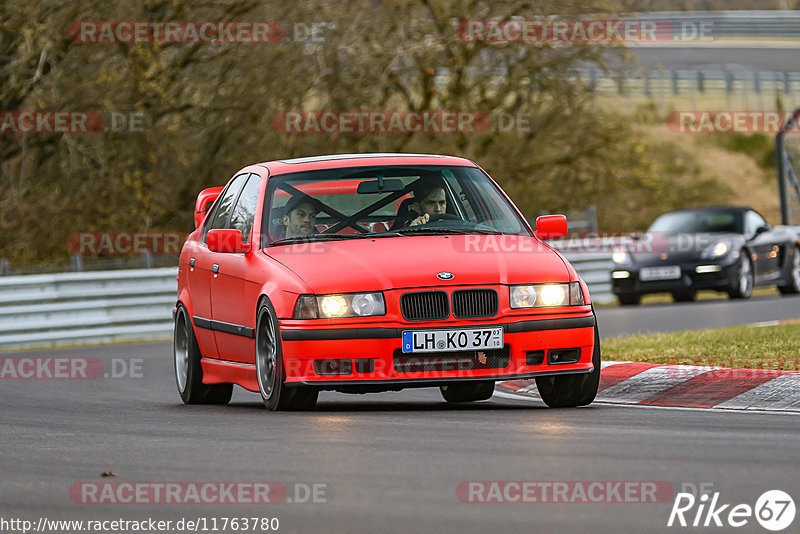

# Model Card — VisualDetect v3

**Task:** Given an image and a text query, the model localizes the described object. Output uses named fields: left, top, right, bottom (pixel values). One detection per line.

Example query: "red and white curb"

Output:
left=498, top=362, right=800, bottom=411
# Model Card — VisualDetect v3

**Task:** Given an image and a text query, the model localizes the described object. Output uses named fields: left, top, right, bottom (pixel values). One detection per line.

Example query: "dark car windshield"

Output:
left=648, top=210, right=744, bottom=235
left=261, top=165, right=531, bottom=246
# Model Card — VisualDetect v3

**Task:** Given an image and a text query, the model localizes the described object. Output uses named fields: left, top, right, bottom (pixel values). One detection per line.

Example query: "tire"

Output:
left=439, top=381, right=495, bottom=402
left=173, top=305, right=233, bottom=405
left=617, top=294, right=640, bottom=306
left=535, top=324, right=601, bottom=408
left=727, top=253, right=753, bottom=299
left=255, top=298, right=318, bottom=411
left=671, top=290, right=697, bottom=302
left=778, top=246, right=800, bottom=295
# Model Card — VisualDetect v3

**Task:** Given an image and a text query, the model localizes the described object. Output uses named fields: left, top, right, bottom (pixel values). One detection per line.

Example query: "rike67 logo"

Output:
left=668, top=485, right=795, bottom=531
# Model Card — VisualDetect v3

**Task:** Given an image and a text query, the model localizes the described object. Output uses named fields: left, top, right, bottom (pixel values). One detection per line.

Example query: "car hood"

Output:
left=629, top=232, right=744, bottom=265
left=264, top=234, right=569, bottom=293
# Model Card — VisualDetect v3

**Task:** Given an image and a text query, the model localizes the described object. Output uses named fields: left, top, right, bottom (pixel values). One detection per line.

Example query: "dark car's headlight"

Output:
left=294, top=292, right=386, bottom=319
left=612, top=248, right=632, bottom=265
left=510, top=282, right=584, bottom=308
left=700, top=239, right=733, bottom=260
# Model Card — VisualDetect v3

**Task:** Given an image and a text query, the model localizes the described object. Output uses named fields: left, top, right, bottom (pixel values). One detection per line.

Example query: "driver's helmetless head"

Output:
left=282, top=201, right=317, bottom=238
left=412, top=182, right=446, bottom=218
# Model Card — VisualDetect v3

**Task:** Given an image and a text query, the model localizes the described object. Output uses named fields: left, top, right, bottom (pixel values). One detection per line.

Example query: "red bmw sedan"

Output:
left=174, top=153, right=600, bottom=410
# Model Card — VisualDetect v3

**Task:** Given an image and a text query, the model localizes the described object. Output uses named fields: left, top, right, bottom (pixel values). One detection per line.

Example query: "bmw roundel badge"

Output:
left=437, top=272, right=454, bottom=281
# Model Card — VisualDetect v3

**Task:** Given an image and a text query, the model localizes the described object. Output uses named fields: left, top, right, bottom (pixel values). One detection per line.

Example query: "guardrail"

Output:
left=639, top=10, right=800, bottom=38
left=0, top=253, right=616, bottom=350
left=575, top=67, right=800, bottom=100
left=560, top=251, right=615, bottom=305
left=0, top=268, right=178, bottom=349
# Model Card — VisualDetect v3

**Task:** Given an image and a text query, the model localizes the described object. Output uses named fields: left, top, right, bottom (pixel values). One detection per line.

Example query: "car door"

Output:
left=209, top=173, right=263, bottom=364
left=745, top=210, right=780, bottom=281
left=193, top=173, right=250, bottom=358
left=183, top=237, right=218, bottom=358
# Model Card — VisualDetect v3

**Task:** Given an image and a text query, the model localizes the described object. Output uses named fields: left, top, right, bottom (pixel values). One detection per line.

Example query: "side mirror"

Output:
left=207, top=229, right=247, bottom=253
left=754, top=224, right=770, bottom=237
left=535, top=214, right=568, bottom=240
left=194, top=187, right=224, bottom=228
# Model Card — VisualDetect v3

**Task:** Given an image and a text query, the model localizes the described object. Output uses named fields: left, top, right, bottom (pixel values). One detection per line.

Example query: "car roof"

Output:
left=255, top=153, right=477, bottom=175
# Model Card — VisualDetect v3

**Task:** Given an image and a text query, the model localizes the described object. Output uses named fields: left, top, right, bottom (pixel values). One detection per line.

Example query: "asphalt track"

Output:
left=2, top=291, right=800, bottom=534
left=596, top=292, right=800, bottom=338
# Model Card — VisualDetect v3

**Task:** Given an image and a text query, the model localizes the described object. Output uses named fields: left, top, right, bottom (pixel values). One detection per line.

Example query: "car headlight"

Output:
left=510, top=282, right=584, bottom=308
left=700, top=239, right=731, bottom=259
left=612, top=248, right=632, bottom=265
left=294, top=292, right=386, bottom=319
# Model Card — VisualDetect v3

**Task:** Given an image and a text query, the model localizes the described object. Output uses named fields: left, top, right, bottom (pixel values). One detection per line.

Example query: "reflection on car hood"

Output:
left=264, top=234, right=569, bottom=293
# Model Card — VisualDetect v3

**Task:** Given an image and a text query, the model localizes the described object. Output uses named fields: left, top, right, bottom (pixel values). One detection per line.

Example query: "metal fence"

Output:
left=0, top=268, right=178, bottom=349
left=576, top=67, right=800, bottom=103
left=0, top=253, right=180, bottom=277
left=559, top=251, right=614, bottom=304
left=0, top=251, right=615, bottom=350
left=640, top=10, right=800, bottom=38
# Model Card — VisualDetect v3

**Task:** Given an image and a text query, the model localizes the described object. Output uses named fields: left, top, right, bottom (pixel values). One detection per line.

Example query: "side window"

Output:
left=229, top=174, right=261, bottom=244
left=203, top=173, right=249, bottom=241
left=745, top=211, right=767, bottom=236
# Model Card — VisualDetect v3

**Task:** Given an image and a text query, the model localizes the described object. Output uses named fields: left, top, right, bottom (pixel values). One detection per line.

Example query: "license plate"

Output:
left=401, top=327, right=504, bottom=354
left=639, top=266, right=681, bottom=281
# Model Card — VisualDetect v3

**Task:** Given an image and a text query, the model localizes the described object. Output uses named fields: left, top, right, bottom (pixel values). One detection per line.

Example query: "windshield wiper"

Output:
left=270, top=232, right=406, bottom=246
left=394, top=227, right=507, bottom=236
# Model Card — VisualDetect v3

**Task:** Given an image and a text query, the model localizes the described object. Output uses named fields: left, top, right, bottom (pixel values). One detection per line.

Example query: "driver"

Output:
left=407, top=177, right=447, bottom=227
left=282, top=196, right=318, bottom=238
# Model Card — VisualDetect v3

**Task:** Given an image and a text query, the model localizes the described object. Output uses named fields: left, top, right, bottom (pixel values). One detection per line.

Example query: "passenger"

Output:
left=282, top=196, right=318, bottom=238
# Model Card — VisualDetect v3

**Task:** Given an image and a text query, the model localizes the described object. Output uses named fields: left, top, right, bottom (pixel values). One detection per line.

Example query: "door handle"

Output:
left=212, top=264, right=219, bottom=274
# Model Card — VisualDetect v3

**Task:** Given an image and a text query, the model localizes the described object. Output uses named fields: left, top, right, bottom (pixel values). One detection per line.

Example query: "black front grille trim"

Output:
left=452, top=289, right=499, bottom=319
left=393, top=345, right=511, bottom=373
left=400, top=291, right=450, bottom=321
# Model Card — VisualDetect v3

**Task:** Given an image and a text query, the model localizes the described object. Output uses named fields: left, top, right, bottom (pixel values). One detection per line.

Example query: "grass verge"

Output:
left=603, top=320, right=800, bottom=371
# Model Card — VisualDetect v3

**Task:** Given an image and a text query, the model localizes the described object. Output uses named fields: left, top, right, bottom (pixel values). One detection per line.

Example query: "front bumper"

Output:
left=278, top=313, right=596, bottom=386
left=611, top=257, right=739, bottom=296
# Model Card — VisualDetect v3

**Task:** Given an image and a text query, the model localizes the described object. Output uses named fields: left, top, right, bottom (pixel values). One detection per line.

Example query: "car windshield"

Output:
left=648, top=210, right=744, bottom=235
left=261, top=165, right=531, bottom=246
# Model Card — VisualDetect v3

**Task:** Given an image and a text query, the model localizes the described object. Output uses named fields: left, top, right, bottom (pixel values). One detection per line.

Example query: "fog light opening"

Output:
left=547, top=348, right=580, bottom=365
left=313, top=359, right=354, bottom=376
left=526, top=350, right=545, bottom=366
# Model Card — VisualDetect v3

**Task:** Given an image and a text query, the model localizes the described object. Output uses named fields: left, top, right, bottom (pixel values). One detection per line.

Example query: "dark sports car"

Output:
left=611, top=206, right=800, bottom=305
